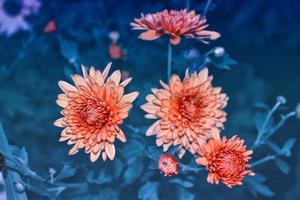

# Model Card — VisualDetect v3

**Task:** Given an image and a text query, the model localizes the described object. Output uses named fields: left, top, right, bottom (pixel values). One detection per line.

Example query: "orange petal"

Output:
left=170, top=36, right=181, bottom=45
left=105, top=143, right=116, bottom=160
left=196, top=157, right=208, bottom=166
left=54, top=118, right=65, bottom=127
left=58, top=81, right=77, bottom=93
left=90, top=150, right=101, bottom=162
left=138, top=30, right=161, bottom=41
left=122, top=91, right=139, bottom=103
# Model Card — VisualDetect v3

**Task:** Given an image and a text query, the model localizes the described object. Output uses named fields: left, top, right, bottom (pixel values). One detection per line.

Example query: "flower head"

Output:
left=141, top=68, right=228, bottom=158
left=54, top=63, right=139, bottom=162
left=196, top=135, right=255, bottom=188
left=158, top=154, right=179, bottom=176
left=0, top=0, right=40, bottom=37
left=130, top=9, right=220, bottom=45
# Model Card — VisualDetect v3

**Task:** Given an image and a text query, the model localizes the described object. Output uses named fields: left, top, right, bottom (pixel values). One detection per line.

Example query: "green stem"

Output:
left=0, top=123, right=28, bottom=200
left=203, top=0, right=212, bottom=17
left=252, top=101, right=281, bottom=149
left=251, top=155, right=276, bottom=167
left=263, top=111, right=296, bottom=141
left=167, top=42, right=172, bottom=80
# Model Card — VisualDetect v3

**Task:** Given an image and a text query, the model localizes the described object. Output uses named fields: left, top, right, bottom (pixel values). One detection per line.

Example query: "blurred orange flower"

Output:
left=141, top=68, right=228, bottom=158
left=54, top=63, right=139, bottom=162
left=44, top=20, right=56, bottom=33
left=196, top=135, right=255, bottom=188
left=130, top=9, right=220, bottom=45
left=108, top=43, right=125, bottom=60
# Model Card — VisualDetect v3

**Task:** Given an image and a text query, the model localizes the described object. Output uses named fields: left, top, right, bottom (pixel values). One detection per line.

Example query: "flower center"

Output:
left=81, top=101, right=109, bottom=126
left=219, top=152, right=243, bottom=174
left=3, top=0, right=22, bottom=17
left=179, top=95, right=198, bottom=120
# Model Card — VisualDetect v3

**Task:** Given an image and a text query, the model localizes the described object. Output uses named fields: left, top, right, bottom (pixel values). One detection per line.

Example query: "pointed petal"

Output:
left=146, top=120, right=160, bottom=136
left=102, top=62, right=112, bottom=81
left=81, top=65, right=88, bottom=78
left=90, top=150, right=101, bottom=162
left=58, top=81, right=77, bottom=93
left=116, top=128, right=126, bottom=142
left=120, top=77, right=132, bottom=87
left=110, top=70, right=121, bottom=84
left=122, top=92, right=139, bottom=103
left=138, top=30, right=161, bottom=41
left=54, top=118, right=65, bottom=127
left=105, top=143, right=115, bottom=160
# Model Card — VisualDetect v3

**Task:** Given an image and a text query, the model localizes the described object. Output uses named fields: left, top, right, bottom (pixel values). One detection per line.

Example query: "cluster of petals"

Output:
left=54, top=63, right=139, bottom=162
left=131, top=9, right=220, bottom=45
left=196, top=135, right=255, bottom=187
left=141, top=68, right=228, bottom=158
left=158, top=154, right=179, bottom=176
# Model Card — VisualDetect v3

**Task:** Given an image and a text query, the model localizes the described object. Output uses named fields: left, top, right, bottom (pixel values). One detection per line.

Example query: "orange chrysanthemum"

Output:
left=54, top=63, right=139, bottom=162
left=130, top=9, right=220, bottom=45
left=141, top=68, right=228, bottom=158
left=196, top=135, right=255, bottom=188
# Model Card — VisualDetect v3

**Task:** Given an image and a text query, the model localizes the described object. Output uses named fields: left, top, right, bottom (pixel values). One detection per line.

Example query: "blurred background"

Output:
left=0, top=0, right=299, bottom=199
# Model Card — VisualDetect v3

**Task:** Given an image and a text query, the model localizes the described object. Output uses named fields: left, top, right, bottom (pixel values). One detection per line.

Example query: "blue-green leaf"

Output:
left=138, top=182, right=159, bottom=200
left=275, top=159, right=290, bottom=174
left=53, top=165, right=78, bottom=182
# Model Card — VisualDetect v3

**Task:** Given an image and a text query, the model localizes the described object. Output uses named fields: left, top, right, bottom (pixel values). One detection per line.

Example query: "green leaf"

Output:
left=53, top=165, right=78, bottom=182
left=138, top=182, right=159, bottom=200
left=281, top=138, right=297, bottom=156
left=275, top=159, right=290, bottom=174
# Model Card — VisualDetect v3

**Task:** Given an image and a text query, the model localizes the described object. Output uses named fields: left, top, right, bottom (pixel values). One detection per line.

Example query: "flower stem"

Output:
left=252, top=101, right=281, bottom=149
left=203, top=0, right=212, bottom=17
left=263, top=111, right=296, bottom=141
left=167, top=42, right=172, bottom=80
left=251, top=155, right=276, bottom=167
left=186, top=0, right=190, bottom=9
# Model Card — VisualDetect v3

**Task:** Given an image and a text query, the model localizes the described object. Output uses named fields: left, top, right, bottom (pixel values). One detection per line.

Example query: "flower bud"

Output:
left=213, top=46, right=225, bottom=57
left=277, top=96, right=287, bottom=104
left=158, top=154, right=179, bottom=176
left=15, top=182, right=25, bottom=193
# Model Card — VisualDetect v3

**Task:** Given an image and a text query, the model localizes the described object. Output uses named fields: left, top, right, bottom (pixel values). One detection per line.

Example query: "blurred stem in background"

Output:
left=167, top=42, right=172, bottom=80
left=186, top=0, right=190, bottom=10
left=203, top=0, right=212, bottom=17
left=252, top=96, right=296, bottom=149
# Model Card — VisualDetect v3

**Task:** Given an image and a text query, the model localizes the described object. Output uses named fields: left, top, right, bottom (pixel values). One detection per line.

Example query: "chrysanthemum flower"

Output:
left=158, top=154, right=179, bottom=176
left=0, top=0, right=40, bottom=37
left=196, top=135, right=255, bottom=188
left=54, top=63, right=139, bottom=162
left=130, top=9, right=220, bottom=45
left=141, top=68, right=228, bottom=158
